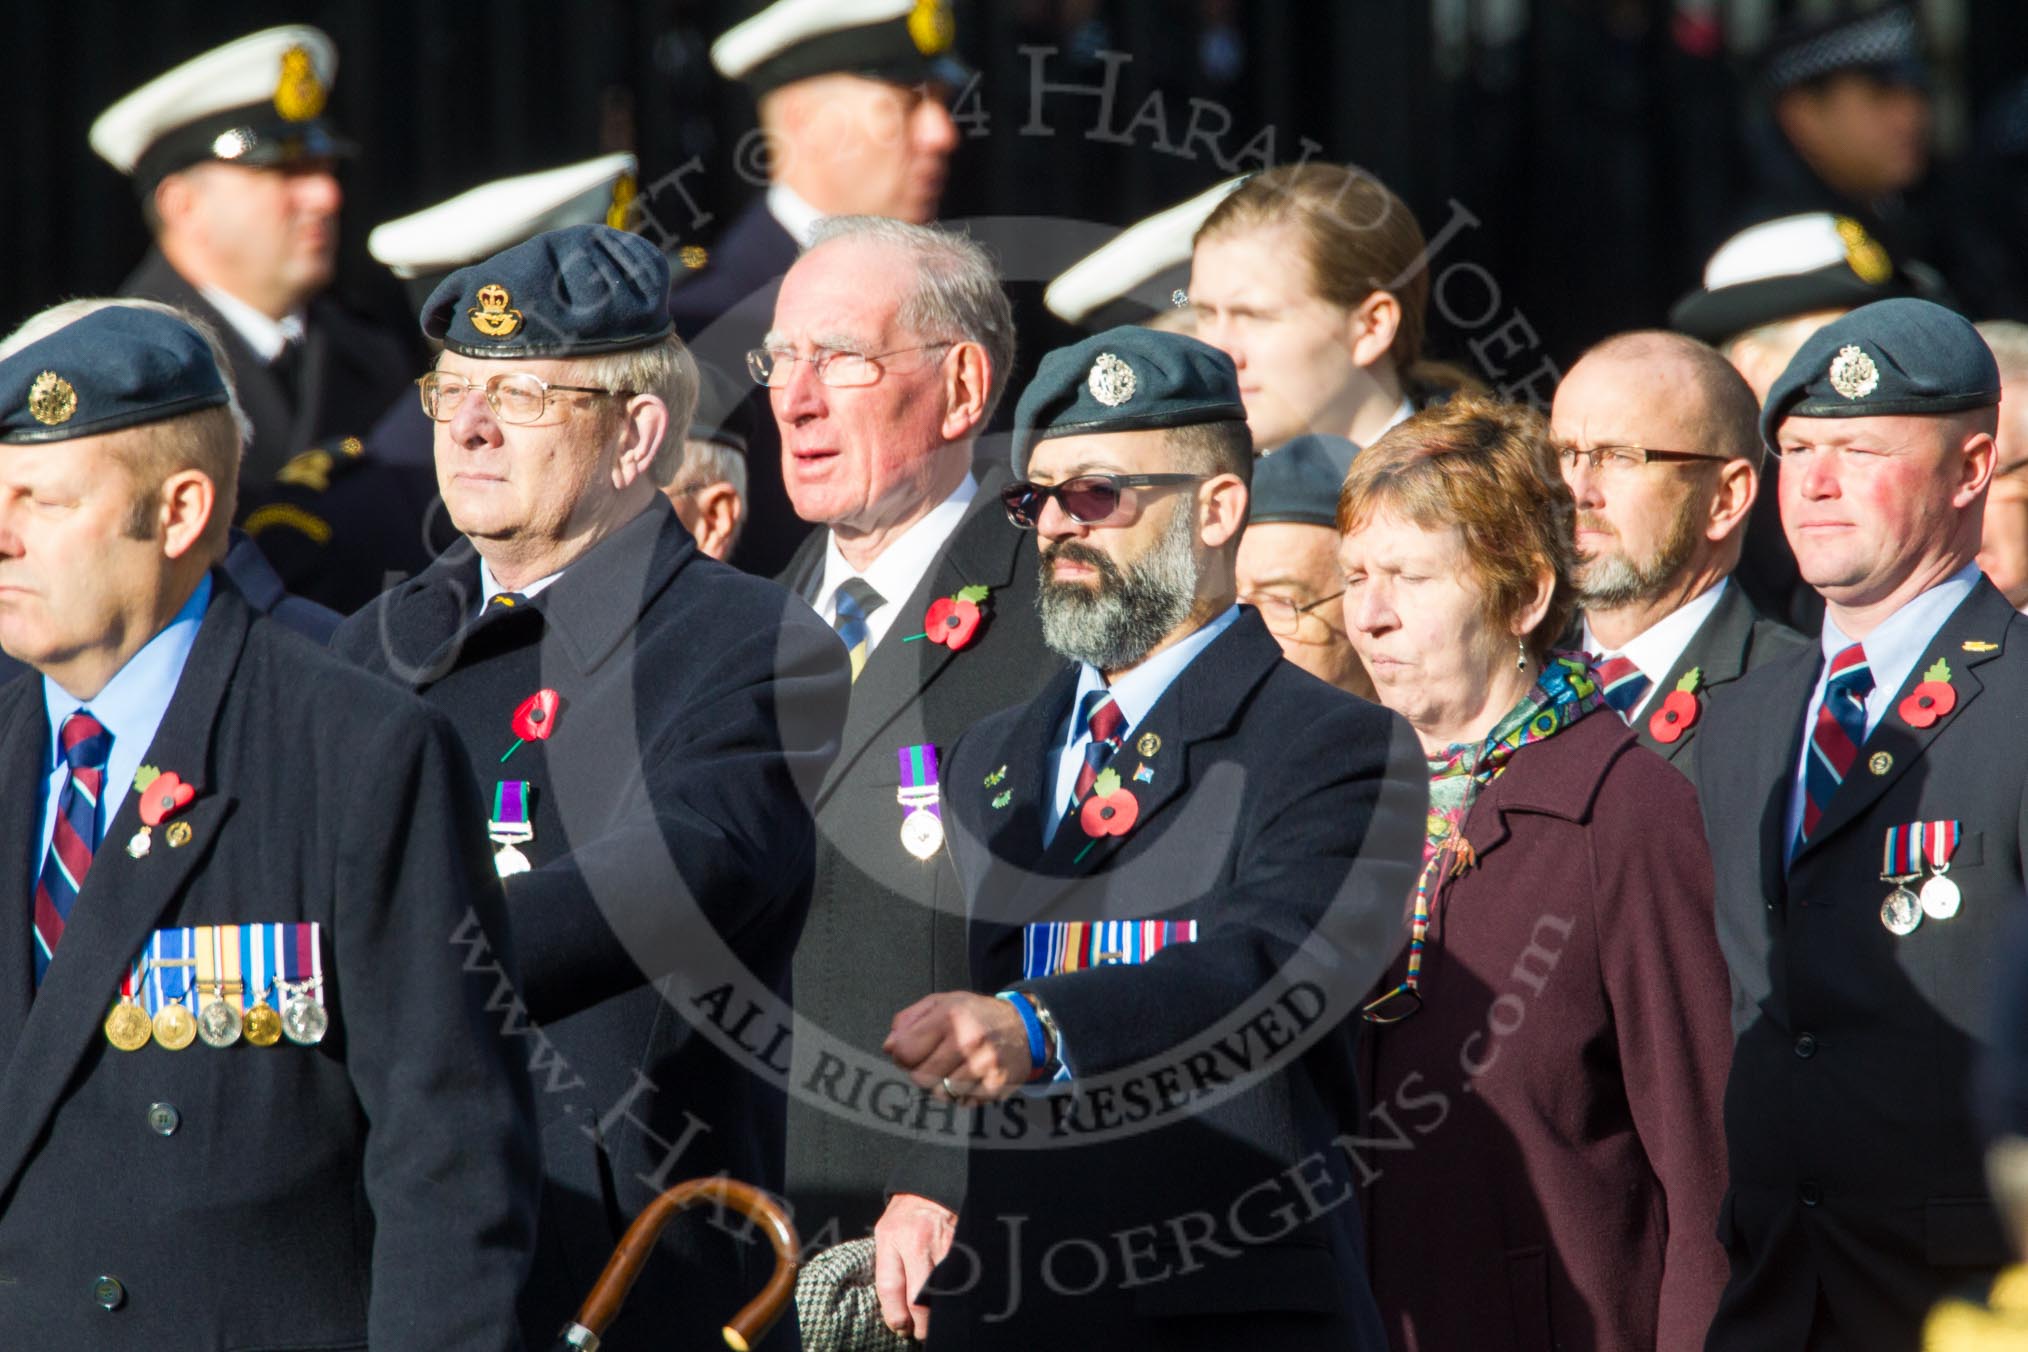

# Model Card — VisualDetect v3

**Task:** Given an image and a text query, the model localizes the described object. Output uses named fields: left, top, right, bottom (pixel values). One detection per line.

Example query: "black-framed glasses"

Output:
left=1241, top=589, right=1347, bottom=639
left=1554, top=443, right=1727, bottom=474
left=418, top=371, right=633, bottom=425
left=999, top=473, right=1207, bottom=529
left=745, top=342, right=955, bottom=389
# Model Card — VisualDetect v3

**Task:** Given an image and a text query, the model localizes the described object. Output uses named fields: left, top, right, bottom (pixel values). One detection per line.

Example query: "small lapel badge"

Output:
left=1962, top=640, right=1999, bottom=653
left=983, top=765, right=1007, bottom=787
left=1136, top=732, right=1161, bottom=758
left=1869, top=751, right=1893, bottom=776
left=991, top=789, right=1012, bottom=810
left=126, top=828, right=152, bottom=859
left=166, top=821, right=194, bottom=849
left=1133, top=763, right=1154, bottom=784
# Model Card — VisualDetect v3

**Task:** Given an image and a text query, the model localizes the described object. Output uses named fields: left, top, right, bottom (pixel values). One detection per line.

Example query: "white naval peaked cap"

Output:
left=710, top=0, right=964, bottom=96
left=1702, top=213, right=1854, bottom=290
left=1044, top=176, right=1248, bottom=327
left=90, top=25, right=341, bottom=178
left=368, top=154, right=642, bottom=280
left=713, top=0, right=913, bottom=78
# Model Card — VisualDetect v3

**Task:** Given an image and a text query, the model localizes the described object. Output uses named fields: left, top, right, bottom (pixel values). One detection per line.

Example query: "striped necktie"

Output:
left=1070, top=689, right=1127, bottom=803
left=1800, top=643, right=1873, bottom=843
left=34, top=711, right=112, bottom=985
left=1595, top=654, right=1650, bottom=722
left=832, top=578, right=885, bottom=682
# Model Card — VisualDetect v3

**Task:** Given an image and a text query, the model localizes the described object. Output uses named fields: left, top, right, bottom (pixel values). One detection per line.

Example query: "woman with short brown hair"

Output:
left=1337, top=393, right=1733, bottom=1351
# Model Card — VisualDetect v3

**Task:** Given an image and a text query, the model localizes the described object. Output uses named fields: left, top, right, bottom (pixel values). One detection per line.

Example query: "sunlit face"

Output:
left=776, top=74, right=959, bottom=223
left=769, top=238, right=958, bottom=535
left=1776, top=413, right=1973, bottom=608
left=173, top=160, right=341, bottom=311
left=1339, top=509, right=1518, bottom=742
left=1190, top=224, right=1369, bottom=450
left=1550, top=355, right=1723, bottom=608
left=1781, top=72, right=1931, bottom=200
left=0, top=435, right=170, bottom=681
left=432, top=351, right=622, bottom=551
left=1236, top=521, right=1367, bottom=696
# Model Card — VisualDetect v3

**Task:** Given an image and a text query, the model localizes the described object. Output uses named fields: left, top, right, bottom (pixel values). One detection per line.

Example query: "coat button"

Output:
left=1799, top=1182, right=1824, bottom=1207
left=146, top=1102, right=179, bottom=1136
left=1794, top=1034, right=1818, bottom=1059
left=93, top=1275, right=125, bottom=1310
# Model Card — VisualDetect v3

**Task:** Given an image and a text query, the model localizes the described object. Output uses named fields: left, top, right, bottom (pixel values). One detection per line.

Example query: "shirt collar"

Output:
left=477, top=558, right=564, bottom=615
left=766, top=182, right=828, bottom=250
left=43, top=573, right=211, bottom=775
left=1382, top=396, right=1416, bottom=437
left=815, top=473, right=978, bottom=621
left=1817, top=559, right=1983, bottom=698
left=1063, top=604, right=1245, bottom=747
left=198, top=285, right=307, bottom=364
left=1581, top=578, right=1730, bottom=694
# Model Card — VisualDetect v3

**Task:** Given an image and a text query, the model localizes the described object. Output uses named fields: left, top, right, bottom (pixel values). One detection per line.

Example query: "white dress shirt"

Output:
left=1784, top=561, right=1982, bottom=857
left=477, top=559, right=563, bottom=617
left=199, top=285, right=307, bottom=363
left=812, top=475, right=977, bottom=653
left=1580, top=578, right=1731, bottom=720
left=766, top=182, right=827, bottom=250
left=1042, top=604, right=1243, bottom=847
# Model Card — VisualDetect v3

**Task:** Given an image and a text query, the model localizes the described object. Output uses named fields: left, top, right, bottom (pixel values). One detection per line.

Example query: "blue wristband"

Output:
left=996, top=990, right=1049, bottom=1081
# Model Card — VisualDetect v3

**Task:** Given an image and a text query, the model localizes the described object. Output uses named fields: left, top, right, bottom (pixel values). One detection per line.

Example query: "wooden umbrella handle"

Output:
left=559, top=1177, right=800, bottom=1351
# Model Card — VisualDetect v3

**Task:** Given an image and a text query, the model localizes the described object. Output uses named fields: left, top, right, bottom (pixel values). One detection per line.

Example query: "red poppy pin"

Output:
left=501, top=689, right=563, bottom=763
left=1899, top=658, right=1956, bottom=729
left=133, top=766, right=195, bottom=826
left=1648, top=667, right=1703, bottom=745
left=903, top=585, right=991, bottom=651
left=1073, top=768, right=1139, bottom=862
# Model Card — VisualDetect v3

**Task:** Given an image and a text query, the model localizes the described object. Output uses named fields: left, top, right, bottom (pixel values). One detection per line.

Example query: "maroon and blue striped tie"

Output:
left=1595, top=654, right=1650, bottom=722
left=1071, top=690, right=1126, bottom=803
left=1800, top=643, right=1872, bottom=844
left=34, top=711, right=111, bottom=985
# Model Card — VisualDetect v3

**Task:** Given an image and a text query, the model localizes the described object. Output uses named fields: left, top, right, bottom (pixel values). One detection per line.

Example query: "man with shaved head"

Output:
left=1550, top=330, right=1810, bottom=780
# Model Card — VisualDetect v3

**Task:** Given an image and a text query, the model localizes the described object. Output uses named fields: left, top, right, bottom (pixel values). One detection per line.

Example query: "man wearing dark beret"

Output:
left=331, top=223, right=850, bottom=1350
left=1233, top=434, right=1375, bottom=699
left=874, top=326, right=1423, bottom=1349
left=1696, top=297, right=2027, bottom=1350
left=0, top=305, right=536, bottom=1346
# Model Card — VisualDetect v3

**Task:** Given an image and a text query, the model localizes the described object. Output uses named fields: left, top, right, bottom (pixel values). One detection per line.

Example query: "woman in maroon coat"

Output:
left=1335, top=395, right=1733, bottom=1352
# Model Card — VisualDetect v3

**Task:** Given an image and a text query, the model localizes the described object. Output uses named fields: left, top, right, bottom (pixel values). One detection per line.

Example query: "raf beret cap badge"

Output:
left=28, top=372, right=77, bottom=427
left=468, top=284, right=523, bottom=338
left=0, top=307, right=228, bottom=445
left=1829, top=344, right=1880, bottom=400
left=1088, top=353, right=1136, bottom=407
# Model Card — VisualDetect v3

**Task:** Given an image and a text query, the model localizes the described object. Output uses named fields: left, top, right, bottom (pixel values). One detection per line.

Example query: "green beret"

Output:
left=1011, top=326, right=1247, bottom=475
left=1760, top=298, right=2000, bottom=451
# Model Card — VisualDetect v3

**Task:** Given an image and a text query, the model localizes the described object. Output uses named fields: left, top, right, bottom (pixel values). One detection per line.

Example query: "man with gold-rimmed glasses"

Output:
left=1550, top=330, right=1808, bottom=781
left=333, top=223, right=850, bottom=1351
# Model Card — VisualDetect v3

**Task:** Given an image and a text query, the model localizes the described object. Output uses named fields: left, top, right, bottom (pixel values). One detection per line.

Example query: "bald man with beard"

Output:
left=1551, top=331, right=1811, bottom=784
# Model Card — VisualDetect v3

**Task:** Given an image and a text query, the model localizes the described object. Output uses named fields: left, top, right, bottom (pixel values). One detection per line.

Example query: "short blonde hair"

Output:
left=1338, top=393, right=1577, bottom=659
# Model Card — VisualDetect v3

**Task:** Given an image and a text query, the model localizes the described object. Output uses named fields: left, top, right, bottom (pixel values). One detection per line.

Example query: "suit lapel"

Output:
left=1746, top=645, right=1822, bottom=900
left=816, top=481, right=1029, bottom=806
left=0, top=587, right=249, bottom=1199
left=1637, top=582, right=1759, bottom=761
left=0, top=685, right=50, bottom=1055
left=1797, top=582, right=2013, bottom=860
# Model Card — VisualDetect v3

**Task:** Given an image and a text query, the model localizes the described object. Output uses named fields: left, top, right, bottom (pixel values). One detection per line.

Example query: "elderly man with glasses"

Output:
left=1550, top=330, right=1810, bottom=783
left=333, top=223, right=850, bottom=1352
left=757, top=215, right=1064, bottom=1262
left=1233, top=434, right=1374, bottom=700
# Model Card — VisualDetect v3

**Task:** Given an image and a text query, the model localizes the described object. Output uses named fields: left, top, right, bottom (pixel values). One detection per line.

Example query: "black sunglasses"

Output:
left=999, top=473, right=1206, bottom=529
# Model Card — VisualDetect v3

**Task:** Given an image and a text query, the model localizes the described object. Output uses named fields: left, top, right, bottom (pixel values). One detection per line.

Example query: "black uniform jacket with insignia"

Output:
left=123, top=248, right=414, bottom=486
left=334, top=497, right=850, bottom=1351
left=773, top=466, right=1058, bottom=1244
left=1626, top=579, right=1812, bottom=784
left=0, top=577, right=537, bottom=1349
left=671, top=197, right=808, bottom=577
left=1697, top=577, right=2027, bottom=1352
left=913, top=611, right=1426, bottom=1351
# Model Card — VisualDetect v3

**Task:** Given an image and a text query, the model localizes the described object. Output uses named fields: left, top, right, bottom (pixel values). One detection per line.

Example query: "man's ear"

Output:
left=687, top=481, right=743, bottom=561
left=158, top=469, right=217, bottom=560
left=939, top=342, right=990, bottom=442
left=1350, top=291, right=1402, bottom=370
left=1707, top=458, right=1759, bottom=543
left=612, top=395, right=671, bottom=489
left=1198, top=474, right=1249, bottom=550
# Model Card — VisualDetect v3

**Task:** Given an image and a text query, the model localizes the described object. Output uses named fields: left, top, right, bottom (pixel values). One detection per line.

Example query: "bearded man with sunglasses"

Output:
left=872, top=326, right=1423, bottom=1350
left=759, top=215, right=1063, bottom=1254
left=1550, top=331, right=1808, bottom=783
left=334, top=224, right=850, bottom=1352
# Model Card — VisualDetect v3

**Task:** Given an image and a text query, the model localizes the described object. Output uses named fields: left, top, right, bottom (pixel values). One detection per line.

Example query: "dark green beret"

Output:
left=0, top=307, right=228, bottom=444
left=1760, top=297, right=2000, bottom=451
left=1011, top=326, right=1247, bottom=475
left=421, top=224, right=672, bottom=360
left=1250, top=435, right=1357, bottom=527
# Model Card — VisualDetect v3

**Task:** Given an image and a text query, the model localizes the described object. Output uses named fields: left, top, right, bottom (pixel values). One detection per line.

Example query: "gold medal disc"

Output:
left=153, top=1002, right=197, bottom=1050
left=104, top=1001, right=152, bottom=1052
left=243, top=1002, right=283, bottom=1047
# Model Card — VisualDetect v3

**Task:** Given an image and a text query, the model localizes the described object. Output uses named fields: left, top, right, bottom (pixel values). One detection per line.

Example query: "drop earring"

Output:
left=1516, top=638, right=1526, bottom=672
